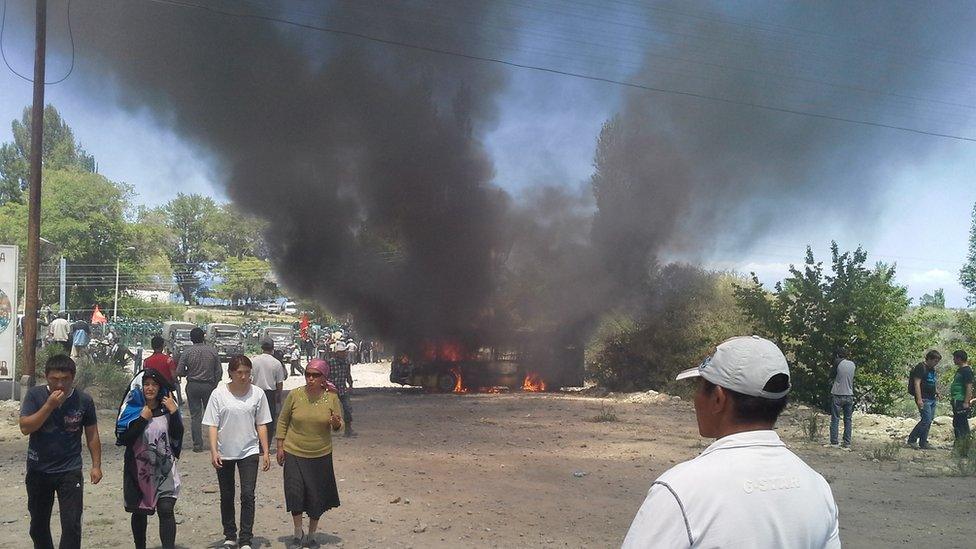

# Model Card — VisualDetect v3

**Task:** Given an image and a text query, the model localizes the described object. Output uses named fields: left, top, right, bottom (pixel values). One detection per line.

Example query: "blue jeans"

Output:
left=908, top=398, right=936, bottom=446
left=830, top=394, right=853, bottom=446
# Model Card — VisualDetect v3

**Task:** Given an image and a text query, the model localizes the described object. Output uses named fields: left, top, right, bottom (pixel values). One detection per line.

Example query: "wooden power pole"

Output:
left=22, top=0, right=47, bottom=386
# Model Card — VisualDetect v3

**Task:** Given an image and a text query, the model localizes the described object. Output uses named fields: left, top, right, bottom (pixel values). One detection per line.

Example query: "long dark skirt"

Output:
left=283, top=452, right=340, bottom=519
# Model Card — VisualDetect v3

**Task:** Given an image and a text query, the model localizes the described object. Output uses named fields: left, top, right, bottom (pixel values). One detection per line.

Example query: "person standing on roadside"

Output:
left=826, top=347, right=856, bottom=450
left=622, top=336, right=840, bottom=548
left=143, top=336, right=181, bottom=406
left=116, top=369, right=183, bottom=549
left=175, top=327, right=222, bottom=452
left=48, top=312, right=71, bottom=355
left=950, top=350, right=973, bottom=442
left=276, top=359, right=343, bottom=549
left=907, top=350, right=941, bottom=449
left=202, top=355, right=272, bottom=549
left=328, top=342, right=355, bottom=437
left=250, top=340, right=286, bottom=450
left=19, top=354, right=103, bottom=549
left=290, top=345, right=305, bottom=377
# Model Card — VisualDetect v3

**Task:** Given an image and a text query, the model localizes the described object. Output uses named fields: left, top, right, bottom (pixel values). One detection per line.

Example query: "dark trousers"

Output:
left=264, top=389, right=279, bottom=444
left=131, top=497, right=176, bottom=549
left=290, top=358, right=305, bottom=376
left=829, top=394, right=853, bottom=446
left=216, top=454, right=259, bottom=545
left=338, top=393, right=353, bottom=426
left=952, top=400, right=971, bottom=440
left=26, top=469, right=84, bottom=549
left=186, top=381, right=215, bottom=450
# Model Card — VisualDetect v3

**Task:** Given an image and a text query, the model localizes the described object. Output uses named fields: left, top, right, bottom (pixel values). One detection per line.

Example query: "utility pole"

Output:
left=113, top=256, right=120, bottom=320
left=22, top=0, right=47, bottom=387
left=59, top=256, right=66, bottom=312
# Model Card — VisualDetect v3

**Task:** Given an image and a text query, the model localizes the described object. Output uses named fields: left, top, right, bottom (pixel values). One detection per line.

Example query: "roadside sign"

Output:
left=0, top=245, right=18, bottom=392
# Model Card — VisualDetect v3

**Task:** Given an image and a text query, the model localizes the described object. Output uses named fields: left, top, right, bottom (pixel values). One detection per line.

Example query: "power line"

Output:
left=143, top=0, right=976, bottom=143
left=0, top=0, right=74, bottom=84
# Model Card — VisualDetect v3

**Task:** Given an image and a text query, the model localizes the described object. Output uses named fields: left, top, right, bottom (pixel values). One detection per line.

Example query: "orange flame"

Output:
left=450, top=366, right=468, bottom=393
left=522, top=373, right=547, bottom=392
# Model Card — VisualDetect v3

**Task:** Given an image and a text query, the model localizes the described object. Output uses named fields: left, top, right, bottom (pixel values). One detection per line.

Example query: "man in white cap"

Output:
left=622, top=336, right=840, bottom=548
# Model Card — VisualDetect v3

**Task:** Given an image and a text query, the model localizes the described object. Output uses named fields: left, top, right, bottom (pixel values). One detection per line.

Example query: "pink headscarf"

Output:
left=306, top=359, right=338, bottom=392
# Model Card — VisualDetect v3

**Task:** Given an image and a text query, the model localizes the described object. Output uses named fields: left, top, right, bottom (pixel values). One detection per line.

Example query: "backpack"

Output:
left=72, top=329, right=90, bottom=347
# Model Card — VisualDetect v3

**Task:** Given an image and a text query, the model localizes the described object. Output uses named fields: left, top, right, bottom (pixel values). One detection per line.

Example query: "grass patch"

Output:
left=802, top=412, right=826, bottom=442
left=865, top=441, right=901, bottom=462
left=587, top=404, right=618, bottom=423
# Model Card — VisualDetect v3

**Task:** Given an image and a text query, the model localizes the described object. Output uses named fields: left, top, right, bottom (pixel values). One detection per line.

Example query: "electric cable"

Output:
left=0, top=0, right=75, bottom=85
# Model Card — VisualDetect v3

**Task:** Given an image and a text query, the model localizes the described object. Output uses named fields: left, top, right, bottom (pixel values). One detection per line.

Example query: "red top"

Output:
left=143, top=352, right=177, bottom=383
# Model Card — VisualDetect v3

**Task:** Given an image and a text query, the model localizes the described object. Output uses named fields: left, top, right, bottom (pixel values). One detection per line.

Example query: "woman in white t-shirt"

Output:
left=201, top=355, right=272, bottom=549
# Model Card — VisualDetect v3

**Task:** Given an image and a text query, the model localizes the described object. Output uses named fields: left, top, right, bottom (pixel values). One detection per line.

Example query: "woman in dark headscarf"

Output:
left=116, top=368, right=183, bottom=549
left=275, top=359, right=343, bottom=549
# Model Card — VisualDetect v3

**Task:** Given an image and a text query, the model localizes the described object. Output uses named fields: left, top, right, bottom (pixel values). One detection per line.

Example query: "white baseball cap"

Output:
left=675, top=335, right=791, bottom=399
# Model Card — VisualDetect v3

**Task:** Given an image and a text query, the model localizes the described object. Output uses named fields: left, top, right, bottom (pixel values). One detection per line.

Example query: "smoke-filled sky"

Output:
left=1, top=0, right=974, bottom=312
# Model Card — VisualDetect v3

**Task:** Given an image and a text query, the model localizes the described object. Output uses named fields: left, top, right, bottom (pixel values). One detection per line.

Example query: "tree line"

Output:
left=0, top=105, right=276, bottom=312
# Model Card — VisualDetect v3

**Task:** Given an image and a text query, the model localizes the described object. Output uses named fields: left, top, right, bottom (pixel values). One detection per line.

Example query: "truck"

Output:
left=161, top=321, right=196, bottom=363
left=258, top=325, right=295, bottom=362
left=389, top=335, right=584, bottom=392
left=206, top=323, right=244, bottom=363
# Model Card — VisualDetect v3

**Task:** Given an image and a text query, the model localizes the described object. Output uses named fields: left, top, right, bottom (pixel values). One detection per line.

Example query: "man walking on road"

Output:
left=48, top=312, right=71, bottom=355
left=623, top=336, right=840, bottom=548
left=19, top=354, right=103, bottom=549
left=950, top=350, right=973, bottom=443
left=144, top=335, right=181, bottom=406
left=176, top=327, right=222, bottom=452
left=329, top=342, right=355, bottom=437
left=251, top=340, right=286, bottom=449
left=827, top=347, right=856, bottom=450
left=907, top=350, right=941, bottom=449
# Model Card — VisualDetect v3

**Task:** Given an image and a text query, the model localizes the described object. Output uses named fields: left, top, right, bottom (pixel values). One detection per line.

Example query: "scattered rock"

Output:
left=390, top=496, right=401, bottom=504
left=573, top=471, right=588, bottom=478
left=412, top=523, right=428, bottom=534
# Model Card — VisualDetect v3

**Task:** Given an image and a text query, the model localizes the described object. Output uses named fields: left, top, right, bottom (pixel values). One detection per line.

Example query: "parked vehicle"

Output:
left=206, top=323, right=244, bottom=362
left=258, top=325, right=294, bottom=362
left=282, top=301, right=298, bottom=315
left=161, top=321, right=196, bottom=363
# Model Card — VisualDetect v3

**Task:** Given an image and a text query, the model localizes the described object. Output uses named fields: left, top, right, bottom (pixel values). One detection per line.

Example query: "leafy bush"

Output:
left=587, top=266, right=753, bottom=392
left=76, top=361, right=132, bottom=407
left=802, top=413, right=826, bottom=442
left=734, top=243, right=935, bottom=414
left=117, top=295, right=186, bottom=321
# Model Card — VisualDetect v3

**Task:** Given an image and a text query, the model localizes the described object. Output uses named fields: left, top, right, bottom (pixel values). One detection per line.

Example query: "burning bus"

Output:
left=389, top=334, right=584, bottom=392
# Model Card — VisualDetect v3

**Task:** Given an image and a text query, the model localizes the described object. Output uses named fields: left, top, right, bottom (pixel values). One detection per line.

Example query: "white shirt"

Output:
left=201, top=383, right=272, bottom=460
left=49, top=318, right=70, bottom=341
left=249, top=353, right=285, bottom=391
left=622, top=430, right=840, bottom=549
left=346, top=342, right=358, bottom=353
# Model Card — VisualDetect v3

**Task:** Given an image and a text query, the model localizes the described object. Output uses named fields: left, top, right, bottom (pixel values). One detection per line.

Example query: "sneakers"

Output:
left=919, top=443, right=935, bottom=450
left=907, top=440, right=919, bottom=449
left=822, top=443, right=838, bottom=448
left=222, top=540, right=237, bottom=548
left=239, top=545, right=252, bottom=549
left=840, top=445, right=851, bottom=451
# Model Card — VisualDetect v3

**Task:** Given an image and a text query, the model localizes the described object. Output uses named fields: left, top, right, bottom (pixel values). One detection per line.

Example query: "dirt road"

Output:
left=0, top=363, right=972, bottom=547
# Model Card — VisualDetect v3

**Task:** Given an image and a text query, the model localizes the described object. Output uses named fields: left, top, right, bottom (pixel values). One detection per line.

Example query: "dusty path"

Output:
left=0, top=363, right=972, bottom=547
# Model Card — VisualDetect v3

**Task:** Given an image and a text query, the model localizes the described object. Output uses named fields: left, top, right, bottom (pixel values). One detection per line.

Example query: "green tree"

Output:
left=0, top=105, right=95, bottom=204
left=734, top=242, right=934, bottom=413
left=0, top=170, right=135, bottom=311
left=212, top=204, right=268, bottom=259
left=920, top=288, right=946, bottom=309
left=158, top=193, right=225, bottom=304
left=212, top=256, right=275, bottom=314
left=961, top=202, right=976, bottom=306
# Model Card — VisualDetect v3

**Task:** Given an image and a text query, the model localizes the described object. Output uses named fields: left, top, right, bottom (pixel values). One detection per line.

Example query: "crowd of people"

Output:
left=18, top=326, right=353, bottom=549
left=17, top=323, right=976, bottom=548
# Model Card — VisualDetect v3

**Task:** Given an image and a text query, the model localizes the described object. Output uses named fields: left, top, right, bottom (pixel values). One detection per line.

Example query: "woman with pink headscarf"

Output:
left=275, top=359, right=343, bottom=548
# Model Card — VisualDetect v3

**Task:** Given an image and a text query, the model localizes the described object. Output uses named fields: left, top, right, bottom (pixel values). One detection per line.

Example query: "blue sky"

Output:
left=1, top=2, right=974, bottom=307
